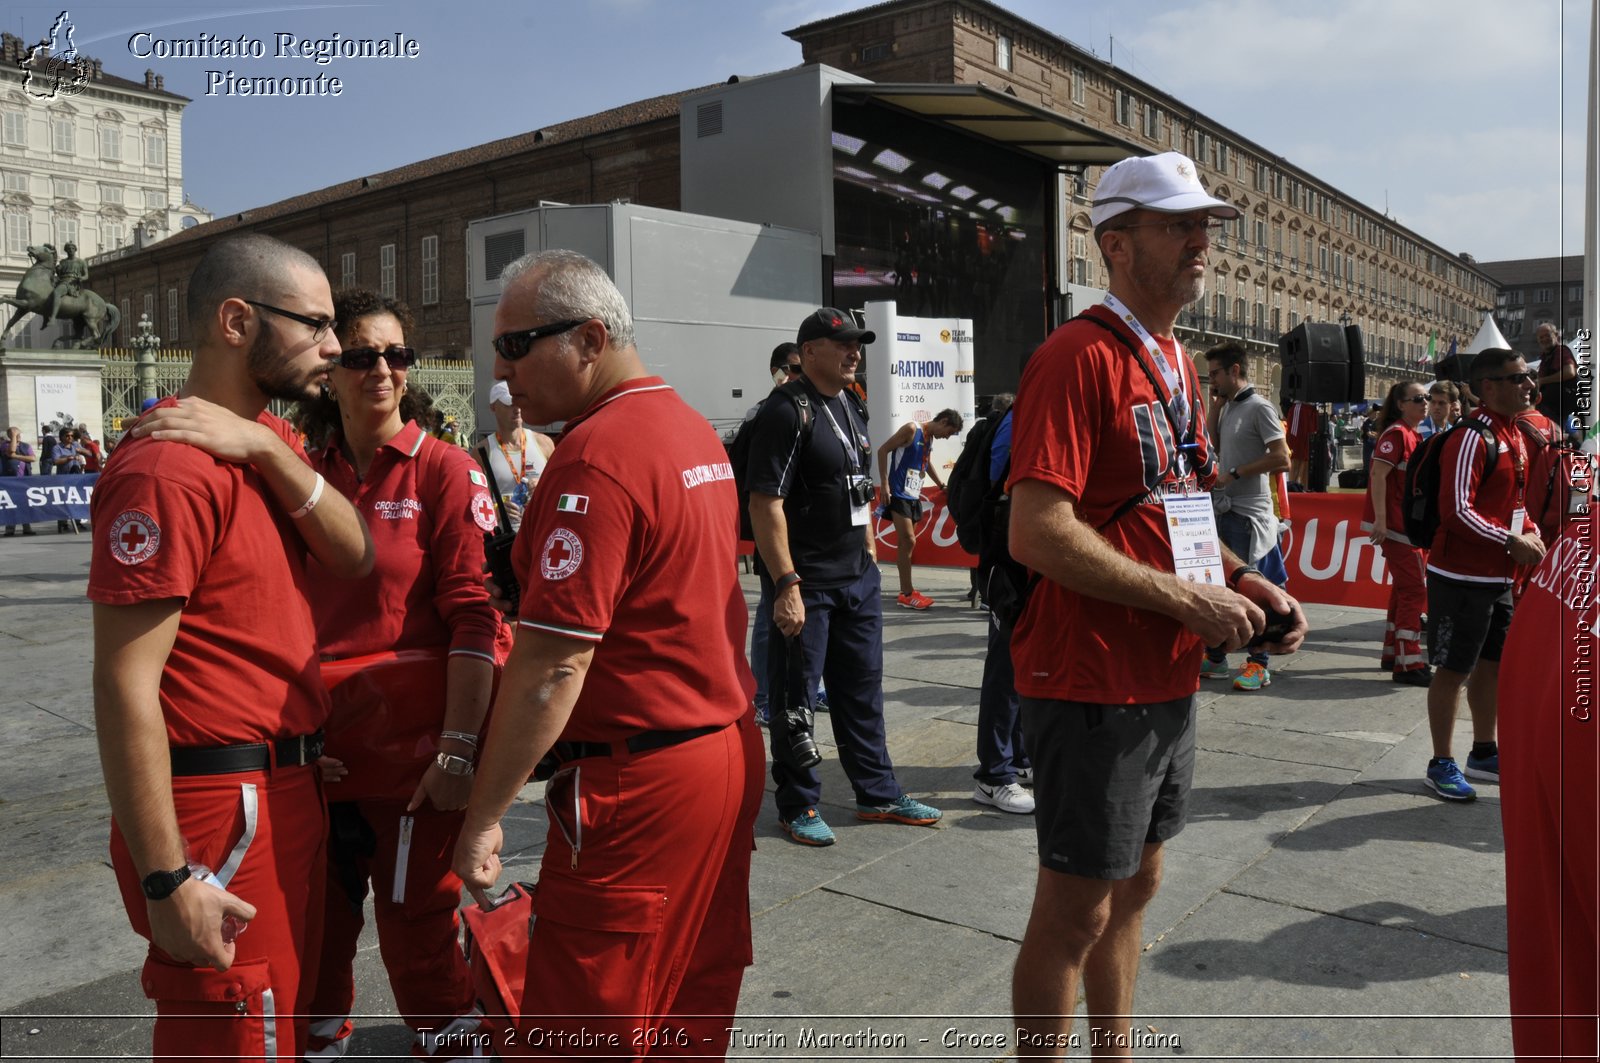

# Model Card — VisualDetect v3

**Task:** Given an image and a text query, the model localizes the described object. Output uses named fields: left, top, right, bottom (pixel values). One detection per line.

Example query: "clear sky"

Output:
left=8, top=0, right=1589, bottom=264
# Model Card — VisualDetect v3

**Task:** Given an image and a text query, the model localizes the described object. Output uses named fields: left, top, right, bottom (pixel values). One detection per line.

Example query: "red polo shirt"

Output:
left=1008, top=306, right=1217, bottom=704
left=1428, top=408, right=1531, bottom=584
left=307, top=420, right=502, bottom=663
left=87, top=400, right=329, bottom=746
left=512, top=377, right=753, bottom=741
left=1362, top=421, right=1420, bottom=542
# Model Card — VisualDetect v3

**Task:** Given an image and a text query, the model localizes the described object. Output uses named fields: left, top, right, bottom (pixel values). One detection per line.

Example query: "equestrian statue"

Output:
left=2, top=243, right=120, bottom=349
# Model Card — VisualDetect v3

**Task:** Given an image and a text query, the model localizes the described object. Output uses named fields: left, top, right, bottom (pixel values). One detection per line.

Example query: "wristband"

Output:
left=440, top=729, right=479, bottom=748
left=775, top=571, right=803, bottom=592
left=1227, top=564, right=1260, bottom=590
left=290, top=473, right=325, bottom=520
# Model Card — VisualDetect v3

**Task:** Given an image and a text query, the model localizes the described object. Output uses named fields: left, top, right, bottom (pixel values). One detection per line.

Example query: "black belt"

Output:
left=551, top=724, right=725, bottom=765
left=170, top=731, right=326, bottom=777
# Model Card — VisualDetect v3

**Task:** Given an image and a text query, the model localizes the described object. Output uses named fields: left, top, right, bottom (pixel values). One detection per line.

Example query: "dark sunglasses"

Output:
left=335, top=345, right=417, bottom=370
left=492, top=319, right=587, bottom=361
left=1481, top=372, right=1534, bottom=385
left=245, top=299, right=336, bottom=342
left=1402, top=395, right=1428, bottom=404
left=783, top=364, right=802, bottom=375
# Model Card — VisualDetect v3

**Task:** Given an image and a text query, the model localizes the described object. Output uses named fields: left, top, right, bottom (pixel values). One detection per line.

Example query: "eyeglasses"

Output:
left=784, top=364, right=802, bottom=375
left=335, top=345, right=417, bottom=370
left=1112, top=217, right=1225, bottom=238
left=492, top=319, right=588, bottom=361
left=1481, top=372, right=1534, bottom=385
left=1402, top=395, right=1428, bottom=404
left=245, top=300, right=336, bottom=342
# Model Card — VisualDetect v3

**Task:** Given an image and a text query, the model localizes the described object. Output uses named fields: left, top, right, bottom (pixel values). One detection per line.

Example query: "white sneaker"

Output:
left=973, top=781, right=1035, bottom=814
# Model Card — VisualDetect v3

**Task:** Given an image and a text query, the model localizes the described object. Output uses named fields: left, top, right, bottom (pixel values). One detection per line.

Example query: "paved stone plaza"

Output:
left=0, top=531, right=1511, bottom=1060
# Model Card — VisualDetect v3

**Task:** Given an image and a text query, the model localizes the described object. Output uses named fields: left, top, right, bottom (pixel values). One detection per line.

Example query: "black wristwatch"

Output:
left=141, top=865, right=192, bottom=901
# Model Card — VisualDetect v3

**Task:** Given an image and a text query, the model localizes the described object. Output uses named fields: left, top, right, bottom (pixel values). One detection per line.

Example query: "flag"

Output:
left=1445, top=337, right=1457, bottom=360
left=555, top=494, right=589, bottom=514
left=1427, top=330, right=1438, bottom=363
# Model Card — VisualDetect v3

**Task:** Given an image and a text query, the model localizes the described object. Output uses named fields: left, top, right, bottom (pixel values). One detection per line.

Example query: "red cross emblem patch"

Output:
left=108, top=510, right=161, bottom=565
left=470, top=491, right=498, bottom=532
left=540, top=527, right=583, bottom=581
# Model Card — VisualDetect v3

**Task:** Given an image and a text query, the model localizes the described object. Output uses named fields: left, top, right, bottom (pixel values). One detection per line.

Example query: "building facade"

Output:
left=1478, top=255, right=1586, bottom=361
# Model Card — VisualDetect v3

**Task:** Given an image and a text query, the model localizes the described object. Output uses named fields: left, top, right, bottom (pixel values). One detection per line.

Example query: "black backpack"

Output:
left=727, top=379, right=868, bottom=541
left=1402, top=419, right=1499, bottom=549
left=946, top=414, right=1004, bottom=553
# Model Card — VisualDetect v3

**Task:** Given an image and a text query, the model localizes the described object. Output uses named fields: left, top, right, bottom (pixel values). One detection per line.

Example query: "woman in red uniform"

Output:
left=1362, top=380, right=1431, bottom=686
left=297, top=289, right=505, bottom=1059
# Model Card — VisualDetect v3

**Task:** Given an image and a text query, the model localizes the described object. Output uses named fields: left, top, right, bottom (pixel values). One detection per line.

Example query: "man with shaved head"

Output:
left=88, top=233, right=373, bottom=1061
left=453, top=250, right=763, bottom=1058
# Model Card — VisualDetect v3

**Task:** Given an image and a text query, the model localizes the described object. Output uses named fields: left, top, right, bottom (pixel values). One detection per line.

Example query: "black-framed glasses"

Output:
left=1112, top=217, right=1225, bottom=238
left=492, top=319, right=588, bottom=361
left=1481, top=372, right=1534, bottom=385
left=245, top=300, right=336, bottom=342
left=336, top=345, right=417, bottom=370
left=784, top=364, right=803, bottom=375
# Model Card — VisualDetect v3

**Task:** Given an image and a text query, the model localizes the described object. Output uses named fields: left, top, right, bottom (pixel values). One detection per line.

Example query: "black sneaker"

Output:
left=1392, top=668, right=1432, bottom=688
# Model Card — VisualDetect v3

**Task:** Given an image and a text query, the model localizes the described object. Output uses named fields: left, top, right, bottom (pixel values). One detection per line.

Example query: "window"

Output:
left=1114, top=90, right=1133, bottom=127
left=99, top=124, right=120, bottom=161
left=4, top=212, right=28, bottom=255
left=996, top=34, right=1012, bottom=71
left=143, top=293, right=154, bottom=321
left=119, top=298, right=130, bottom=329
left=1256, top=160, right=1270, bottom=192
left=1142, top=104, right=1160, bottom=140
left=101, top=220, right=124, bottom=249
left=1214, top=140, right=1229, bottom=172
left=3, top=171, right=26, bottom=193
left=1533, top=287, right=1553, bottom=304
left=1, top=110, right=23, bottom=147
left=340, top=252, right=356, bottom=288
left=52, top=115, right=74, bottom=154
left=421, top=235, right=439, bottom=305
left=1070, top=231, right=1088, bottom=285
left=53, top=215, right=77, bottom=247
left=100, top=183, right=122, bottom=205
left=859, top=43, right=890, bottom=63
left=1569, top=284, right=1583, bottom=302
left=380, top=242, right=396, bottom=298
left=1071, top=66, right=1085, bottom=104
left=167, top=287, right=179, bottom=341
left=1193, top=130, right=1210, bottom=162
left=53, top=177, right=77, bottom=200
left=144, top=132, right=165, bottom=166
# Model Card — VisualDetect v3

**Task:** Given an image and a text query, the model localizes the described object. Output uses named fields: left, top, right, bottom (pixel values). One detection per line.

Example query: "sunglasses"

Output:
left=492, top=319, right=588, bottom=361
left=1402, top=395, right=1428, bottom=404
left=1111, top=217, right=1225, bottom=238
left=783, top=364, right=802, bottom=375
left=335, top=345, right=417, bottom=370
left=1480, top=372, right=1534, bottom=385
left=245, top=299, right=336, bottom=342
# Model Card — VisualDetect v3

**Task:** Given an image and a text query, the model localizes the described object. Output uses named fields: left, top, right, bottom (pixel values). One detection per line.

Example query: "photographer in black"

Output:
left=744, top=307, right=943, bottom=847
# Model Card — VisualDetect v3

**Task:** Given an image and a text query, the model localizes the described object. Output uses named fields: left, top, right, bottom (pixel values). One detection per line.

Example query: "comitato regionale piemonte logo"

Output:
left=19, top=11, right=90, bottom=100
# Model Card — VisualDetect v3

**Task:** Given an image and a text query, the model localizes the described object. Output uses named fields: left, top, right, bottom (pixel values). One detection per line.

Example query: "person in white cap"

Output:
left=477, top=379, right=554, bottom=531
left=1006, top=152, right=1308, bottom=1053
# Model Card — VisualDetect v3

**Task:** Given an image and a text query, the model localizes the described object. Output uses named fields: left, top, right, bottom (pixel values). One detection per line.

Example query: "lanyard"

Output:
left=1104, top=293, right=1189, bottom=438
left=497, top=431, right=527, bottom=482
left=818, top=396, right=863, bottom=475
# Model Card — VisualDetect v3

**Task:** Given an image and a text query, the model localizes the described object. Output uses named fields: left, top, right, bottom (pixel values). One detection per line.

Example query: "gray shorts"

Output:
left=1020, top=695, right=1196, bottom=880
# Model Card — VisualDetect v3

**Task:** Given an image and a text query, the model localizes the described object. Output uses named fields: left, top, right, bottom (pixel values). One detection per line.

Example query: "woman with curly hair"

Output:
left=298, top=288, right=505, bottom=1059
left=1361, top=380, right=1431, bottom=687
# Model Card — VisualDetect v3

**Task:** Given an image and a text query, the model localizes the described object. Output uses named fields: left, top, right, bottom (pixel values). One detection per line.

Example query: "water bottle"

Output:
left=189, top=864, right=247, bottom=943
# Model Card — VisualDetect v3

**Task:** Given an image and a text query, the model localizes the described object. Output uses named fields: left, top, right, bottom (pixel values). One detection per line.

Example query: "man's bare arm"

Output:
left=751, top=492, right=805, bottom=637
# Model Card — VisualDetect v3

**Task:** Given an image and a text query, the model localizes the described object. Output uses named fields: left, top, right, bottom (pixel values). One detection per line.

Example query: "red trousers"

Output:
left=307, top=798, right=478, bottom=1056
left=504, top=713, right=764, bottom=1060
left=1380, top=541, right=1428, bottom=671
left=110, top=765, right=326, bottom=1062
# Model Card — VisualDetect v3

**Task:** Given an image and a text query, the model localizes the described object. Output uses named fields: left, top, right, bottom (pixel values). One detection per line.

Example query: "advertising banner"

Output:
left=860, top=302, right=976, bottom=487
left=0, top=474, right=98, bottom=525
left=871, top=489, right=1393, bottom=610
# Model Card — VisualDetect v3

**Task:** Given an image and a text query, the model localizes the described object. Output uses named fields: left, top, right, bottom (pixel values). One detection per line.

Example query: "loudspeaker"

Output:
left=1344, top=325, right=1366, bottom=402
left=1278, top=322, right=1352, bottom=404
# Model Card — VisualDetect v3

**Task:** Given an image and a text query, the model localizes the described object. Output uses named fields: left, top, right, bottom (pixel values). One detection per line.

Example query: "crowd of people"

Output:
left=74, top=149, right=1592, bottom=1063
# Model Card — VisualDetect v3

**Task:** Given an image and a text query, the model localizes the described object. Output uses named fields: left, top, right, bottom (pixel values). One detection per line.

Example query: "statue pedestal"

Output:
left=0, top=347, right=107, bottom=444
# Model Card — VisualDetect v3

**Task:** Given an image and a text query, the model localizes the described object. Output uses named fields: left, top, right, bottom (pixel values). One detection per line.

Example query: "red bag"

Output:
left=461, top=881, right=535, bottom=1038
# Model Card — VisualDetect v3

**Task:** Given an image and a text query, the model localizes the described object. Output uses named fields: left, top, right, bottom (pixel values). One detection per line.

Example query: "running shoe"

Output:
left=973, top=781, right=1035, bottom=815
left=781, top=808, right=836, bottom=846
left=1233, top=661, right=1271, bottom=690
left=1424, top=758, right=1477, bottom=801
left=896, top=590, right=934, bottom=610
left=1199, top=657, right=1232, bottom=680
left=1392, top=668, right=1432, bottom=688
left=1464, top=751, right=1499, bottom=783
left=856, top=794, right=942, bottom=825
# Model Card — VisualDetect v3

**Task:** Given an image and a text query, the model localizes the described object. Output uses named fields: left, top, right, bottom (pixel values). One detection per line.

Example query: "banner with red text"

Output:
left=870, top=488, right=1390, bottom=610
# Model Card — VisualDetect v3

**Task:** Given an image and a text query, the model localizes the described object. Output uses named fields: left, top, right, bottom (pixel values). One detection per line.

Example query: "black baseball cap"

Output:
left=797, top=307, right=875, bottom=346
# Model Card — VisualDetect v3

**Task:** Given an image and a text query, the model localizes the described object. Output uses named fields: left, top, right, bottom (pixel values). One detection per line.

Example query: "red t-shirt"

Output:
left=1009, top=306, right=1217, bottom=704
left=1362, top=421, right=1420, bottom=542
left=511, top=377, right=754, bottom=741
left=307, top=420, right=502, bottom=663
left=1429, top=409, right=1531, bottom=584
left=86, top=401, right=330, bottom=746
left=1287, top=402, right=1319, bottom=458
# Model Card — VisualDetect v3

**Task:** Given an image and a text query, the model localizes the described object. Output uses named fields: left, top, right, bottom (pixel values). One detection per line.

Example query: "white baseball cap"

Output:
left=1091, top=151, right=1241, bottom=228
left=488, top=381, right=513, bottom=407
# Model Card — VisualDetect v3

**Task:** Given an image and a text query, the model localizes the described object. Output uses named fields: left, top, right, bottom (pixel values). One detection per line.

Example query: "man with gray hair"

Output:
left=454, top=250, right=763, bottom=1057
left=88, top=232, right=373, bottom=1060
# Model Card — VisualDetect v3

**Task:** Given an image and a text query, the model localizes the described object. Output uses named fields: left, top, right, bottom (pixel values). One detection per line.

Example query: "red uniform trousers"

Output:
left=110, top=764, right=326, bottom=1063
left=308, top=797, right=478, bottom=1057
left=503, top=712, right=764, bottom=1060
left=1379, top=541, right=1428, bottom=672
left=1500, top=647, right=1599, bottom=1060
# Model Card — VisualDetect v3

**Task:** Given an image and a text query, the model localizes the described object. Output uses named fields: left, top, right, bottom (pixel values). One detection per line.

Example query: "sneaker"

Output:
left=1233, top=661, right=1271, bottom=690
left=781, top=808, right=836, bottom=846
left=1392, top=667, right=1432, bottom=688
left=1425, top=758, right=1477, bottom=801
left=305, top=1016, right=354, bottom=1059
left=1464, top=751, right=1499, bottom=783
left=856, top=793, right=942, bottom=825
left=973, top=781, right=1035, bottom=814
left=753, top=701, right=769, bottom=727
left=1015, top=766, right=1034, bottom=787
left=896, top=590, right=934, bottom=610
left=1199, top=657, right=1231, bottom=680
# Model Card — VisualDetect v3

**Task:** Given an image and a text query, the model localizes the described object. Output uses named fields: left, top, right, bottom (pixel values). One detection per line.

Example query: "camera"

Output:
left=848, top=475, right=873, bottom=508
left=771, top=636, right=821, bottom=770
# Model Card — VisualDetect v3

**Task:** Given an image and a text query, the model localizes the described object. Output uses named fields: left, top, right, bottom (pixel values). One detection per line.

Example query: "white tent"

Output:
left=1463, top=312, right=1513, bottom=354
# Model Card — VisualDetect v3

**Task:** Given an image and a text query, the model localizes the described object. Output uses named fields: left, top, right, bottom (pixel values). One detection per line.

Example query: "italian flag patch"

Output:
left=556, top=494, right=589, bottom=514
left=469, top=470, right=487, bottom=486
